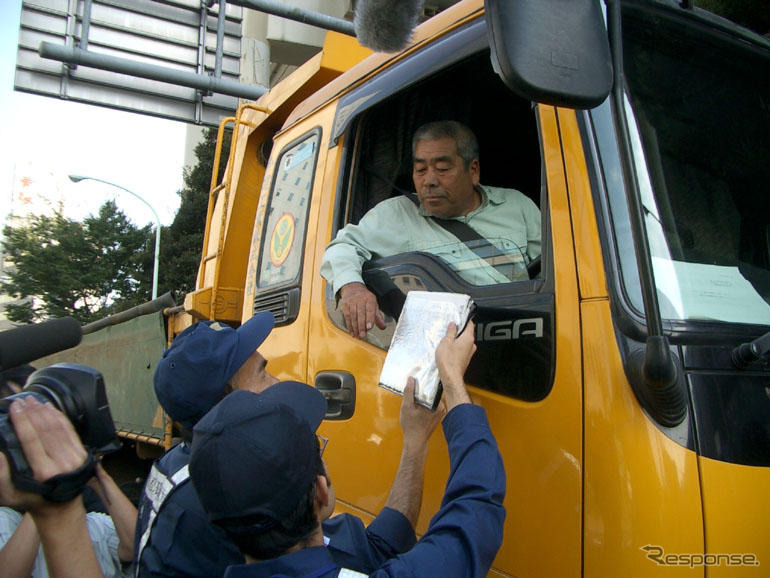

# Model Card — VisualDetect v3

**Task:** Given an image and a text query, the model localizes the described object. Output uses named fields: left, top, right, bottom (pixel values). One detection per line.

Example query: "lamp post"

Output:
left=69, top=175, right=161, bottom=300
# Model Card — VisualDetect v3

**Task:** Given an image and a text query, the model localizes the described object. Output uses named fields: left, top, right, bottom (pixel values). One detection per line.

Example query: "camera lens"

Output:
left=0, top=363, right=121, bottom=496
left=1, top=387, right=63, bottom=411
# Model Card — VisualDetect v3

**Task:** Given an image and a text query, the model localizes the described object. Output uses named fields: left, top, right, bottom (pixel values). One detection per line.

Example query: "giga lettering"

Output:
left=475, top=318, right=544, bottom=342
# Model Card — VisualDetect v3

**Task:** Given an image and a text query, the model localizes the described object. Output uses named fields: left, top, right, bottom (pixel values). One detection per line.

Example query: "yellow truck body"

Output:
left=186, top=1, right=770, bottom=575
left=45, top=1, right=770, bottom=575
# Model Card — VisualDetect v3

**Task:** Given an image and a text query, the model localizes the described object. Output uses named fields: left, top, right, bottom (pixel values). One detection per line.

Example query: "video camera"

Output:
left=0, top=319, right=121, bottom=502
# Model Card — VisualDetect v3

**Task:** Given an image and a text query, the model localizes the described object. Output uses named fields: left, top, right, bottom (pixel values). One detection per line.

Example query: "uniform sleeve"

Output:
left=323, top=508, right=416, bottom=573
left=320, top=230, right=371, bottom=296
left=372, top=405, right=506, bottom=578
left=364, top=507, right=417, bottom=559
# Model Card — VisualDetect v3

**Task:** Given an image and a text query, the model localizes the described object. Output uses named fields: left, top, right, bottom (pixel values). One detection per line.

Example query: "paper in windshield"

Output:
left=653, top=258, right=770, bottom=325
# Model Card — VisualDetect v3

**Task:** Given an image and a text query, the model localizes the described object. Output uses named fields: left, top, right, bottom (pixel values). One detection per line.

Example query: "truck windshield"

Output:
left=619, top=6, right=770, bottom=326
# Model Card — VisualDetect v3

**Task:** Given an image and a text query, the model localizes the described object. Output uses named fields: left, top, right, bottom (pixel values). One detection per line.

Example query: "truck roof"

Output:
left=236, top=30, right=373, bottom=135
left=281, top=0, right=484, bottom=132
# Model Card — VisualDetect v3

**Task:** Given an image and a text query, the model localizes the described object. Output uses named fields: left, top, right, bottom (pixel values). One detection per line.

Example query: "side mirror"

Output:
left=485, top=0, right=613, bottom=109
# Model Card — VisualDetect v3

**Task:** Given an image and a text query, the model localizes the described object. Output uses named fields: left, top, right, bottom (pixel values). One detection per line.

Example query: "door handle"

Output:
left=315, top=371, right=356, bottom=420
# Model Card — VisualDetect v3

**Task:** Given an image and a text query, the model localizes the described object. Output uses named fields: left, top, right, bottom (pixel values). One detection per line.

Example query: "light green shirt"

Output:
left=321, top=185, right=541, bottom=294
left=0, top=508, right=128, bottom=578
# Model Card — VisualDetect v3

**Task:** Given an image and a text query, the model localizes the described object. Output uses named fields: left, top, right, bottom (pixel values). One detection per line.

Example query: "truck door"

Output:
left=245, top=119, right=332, bottom=382
left=304, top=19, right=583, bottom=578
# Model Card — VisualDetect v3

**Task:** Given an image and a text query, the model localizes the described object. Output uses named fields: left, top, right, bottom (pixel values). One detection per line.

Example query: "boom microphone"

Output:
left=354, top=0, right=425, bottom=52
left=0, top=317, right=82, bottom=370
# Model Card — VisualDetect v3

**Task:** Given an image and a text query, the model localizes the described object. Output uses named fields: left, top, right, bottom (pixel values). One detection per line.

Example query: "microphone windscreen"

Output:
left=354, top=0, right=425, bottom=52
left=0, top=317, right=82, bottom=370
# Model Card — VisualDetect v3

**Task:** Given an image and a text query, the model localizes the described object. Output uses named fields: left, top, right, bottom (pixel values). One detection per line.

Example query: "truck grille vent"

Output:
left=253, top=288, right=300, bottom=326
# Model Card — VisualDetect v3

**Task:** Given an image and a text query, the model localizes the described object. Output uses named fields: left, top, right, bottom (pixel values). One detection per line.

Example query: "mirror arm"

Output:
left=606, top=0, right=686, bottom=426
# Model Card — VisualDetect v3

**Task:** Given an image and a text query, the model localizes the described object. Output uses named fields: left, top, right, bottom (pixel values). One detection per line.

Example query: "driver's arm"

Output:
left=321, top=198, right=414, bottom=339
left=338, top=282, right=386, bottom=339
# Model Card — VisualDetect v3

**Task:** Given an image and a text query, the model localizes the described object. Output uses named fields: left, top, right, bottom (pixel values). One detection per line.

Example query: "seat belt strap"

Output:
left=405, top=192, right=519, bottom=274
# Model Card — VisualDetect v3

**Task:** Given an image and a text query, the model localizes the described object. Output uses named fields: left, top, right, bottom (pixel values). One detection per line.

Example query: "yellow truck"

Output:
left=35, top=0, right=770, bottom=575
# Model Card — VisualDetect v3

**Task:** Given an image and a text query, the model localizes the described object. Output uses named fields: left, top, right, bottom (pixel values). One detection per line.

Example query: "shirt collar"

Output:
left=479, top=185, right=506, bottom=205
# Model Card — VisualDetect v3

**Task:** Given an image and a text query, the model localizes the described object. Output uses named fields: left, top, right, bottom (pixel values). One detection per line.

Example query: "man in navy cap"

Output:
left=0, top=313, right=443, bottom=578
left=134, top=312, right=278, bottom=577
left=135, top=312, right=435, bottom=577
left=190, top=322, right=506, bottom=577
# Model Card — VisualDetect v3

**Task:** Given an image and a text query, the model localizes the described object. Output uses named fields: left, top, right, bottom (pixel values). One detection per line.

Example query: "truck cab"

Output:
left=182, top=0, right=770, bottom=575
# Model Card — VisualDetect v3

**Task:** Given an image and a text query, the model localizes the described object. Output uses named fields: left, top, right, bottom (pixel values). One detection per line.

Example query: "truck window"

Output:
left=257, top=131, right=320, bottom=291
left=595, top=6, right=770, bottom=327
left=326, top=39, right=555, bottom=402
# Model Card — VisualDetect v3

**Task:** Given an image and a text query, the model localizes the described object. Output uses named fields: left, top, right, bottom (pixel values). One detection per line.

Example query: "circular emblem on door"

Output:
left=270, top=213, right=295, bottom=267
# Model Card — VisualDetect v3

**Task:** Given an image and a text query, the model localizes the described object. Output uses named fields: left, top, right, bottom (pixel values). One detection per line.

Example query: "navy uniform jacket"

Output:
left=224, top=404, right=506, bottom=577
left=134, top=443, right=418, bottom=577
left=134, top=441, right=244, bottom=577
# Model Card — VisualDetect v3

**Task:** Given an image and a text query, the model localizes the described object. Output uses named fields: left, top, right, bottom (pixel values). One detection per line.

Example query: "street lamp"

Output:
left=69, top=174, right=161, bottom=300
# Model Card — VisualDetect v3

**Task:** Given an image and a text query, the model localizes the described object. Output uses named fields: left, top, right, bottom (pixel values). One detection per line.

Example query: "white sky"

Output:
left=1, top=0, right=188, bottom=228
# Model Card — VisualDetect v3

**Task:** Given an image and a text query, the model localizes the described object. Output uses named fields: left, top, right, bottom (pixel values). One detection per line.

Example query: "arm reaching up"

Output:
left=384, top=378, right=445, bottom=527
left=87, top=462, right=137, bottom=563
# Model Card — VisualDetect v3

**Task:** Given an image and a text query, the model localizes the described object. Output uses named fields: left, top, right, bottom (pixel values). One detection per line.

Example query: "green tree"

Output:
left=160, top=127, right=231, bottom=299
left=1, top=201, right=152, bottom=324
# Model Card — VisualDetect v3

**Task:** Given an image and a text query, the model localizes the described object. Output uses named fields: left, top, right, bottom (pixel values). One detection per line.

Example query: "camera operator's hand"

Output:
left=0, top=397, right=88, bottom=511
left=0, top=397, right=102, bottom=577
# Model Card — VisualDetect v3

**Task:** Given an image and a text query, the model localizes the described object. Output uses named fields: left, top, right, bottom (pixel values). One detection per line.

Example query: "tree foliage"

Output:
left=1, top=126, right=230, bottom=324
left=1, top=201, right=152, bottom=324
left=159, top=127, right=230, bottom=299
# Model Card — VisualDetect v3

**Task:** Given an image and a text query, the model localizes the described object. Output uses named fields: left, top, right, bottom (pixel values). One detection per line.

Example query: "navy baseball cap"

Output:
left=189, top=383, right=327, bottom=533
left=153, top=312, right=274, bottom=429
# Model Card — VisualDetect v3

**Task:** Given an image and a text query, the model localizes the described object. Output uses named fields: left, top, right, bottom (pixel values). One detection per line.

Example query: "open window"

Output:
left=325, top=20, right=556, bottom=402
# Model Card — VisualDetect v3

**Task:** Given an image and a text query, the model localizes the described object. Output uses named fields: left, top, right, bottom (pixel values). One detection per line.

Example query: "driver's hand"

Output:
left=339, top=282, right=386, bottom=339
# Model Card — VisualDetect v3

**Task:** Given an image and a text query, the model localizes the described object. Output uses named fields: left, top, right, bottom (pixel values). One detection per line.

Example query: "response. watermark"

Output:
left=641, top=545, right=760, bottom=568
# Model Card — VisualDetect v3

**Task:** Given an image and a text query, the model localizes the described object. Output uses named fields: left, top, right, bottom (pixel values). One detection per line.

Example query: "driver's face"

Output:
left=413, top=137, right=480, bottom=219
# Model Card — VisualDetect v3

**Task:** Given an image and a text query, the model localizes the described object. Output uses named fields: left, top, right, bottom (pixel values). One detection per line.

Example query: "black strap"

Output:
left=405, top=192, right=507, bottom=265
left=45, top=453, right=99, bottom=502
